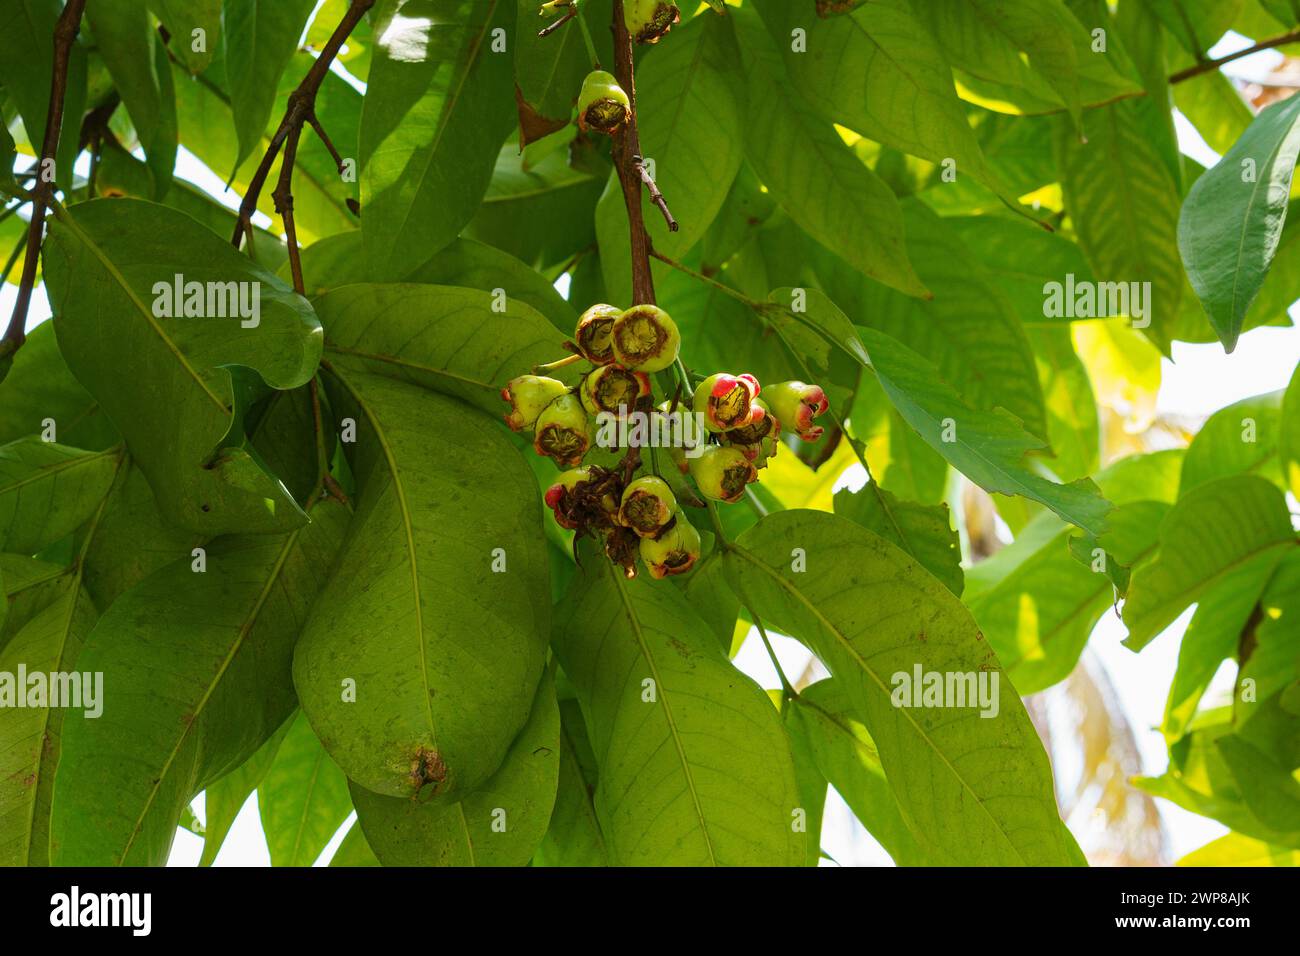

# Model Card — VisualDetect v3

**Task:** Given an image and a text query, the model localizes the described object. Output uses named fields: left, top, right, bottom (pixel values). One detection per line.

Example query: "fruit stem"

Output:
left=533, top=352, right=584, bottom=373
left=610, top=0, right=657, bottom=306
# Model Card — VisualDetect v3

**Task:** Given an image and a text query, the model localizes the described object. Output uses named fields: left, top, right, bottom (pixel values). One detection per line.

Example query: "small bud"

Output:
left=612, top=304, right=681, bottom=372
left=765, top=381, right=829, bottom=442
left=580, top=363, right=651, bottom=415
left=693, top=372, right=763, bottom=434
left=501, top=375, right=569, bottom=432
left=575, top=303, right=622, bottom=365
left=619, top=475, right=677, bottom=538
left=539, top=0, right=572, bottom=14
left=625, top=0, right=680, bottom=44
left=689, top=445, right=757, bottom=503
left=577, top=70, right=631, bottom=136
left=533, top=393, right=593, bottom=467
left=639, top=511, right=701, bottom=578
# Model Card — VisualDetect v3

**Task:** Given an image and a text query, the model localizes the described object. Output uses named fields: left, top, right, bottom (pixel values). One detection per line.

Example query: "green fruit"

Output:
left=619, top=475, right=677, bottom=537
left=624, top=0, right=679, bottom=44
left=544, top=467, right=596, bottom=529
left=501, top=375, right=569, bottom=432
left=639, top=511, right=701, bottom=579
left=574, top=303, right=622, bottom=365
left=688, top=445, right=757, bottom=503
left=692, top=372, right=763, bottom=433
left=611, top=304, right=680, bottom=372
left=577, top=70, right=631, bottom=135
left=580, top=363, right=651, bottom=415
left=533, top=393, right=593, bottom=467
left=765, top=381, right=829, bottom=442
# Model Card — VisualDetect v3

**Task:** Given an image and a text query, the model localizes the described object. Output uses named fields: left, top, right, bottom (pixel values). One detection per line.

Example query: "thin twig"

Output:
left=635, top=154, right=678, bottom=232
left=231, top=0, right=374, bottom=281
left=1169, top=28, right=1300, bottom=84
left=1, top=0, right=87, bottom=358
left=538, top=7, right=579, bottom=38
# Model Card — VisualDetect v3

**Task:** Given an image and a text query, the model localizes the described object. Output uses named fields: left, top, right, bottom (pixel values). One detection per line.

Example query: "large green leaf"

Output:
left=749, top=0, right=1006, bottom=198
left=150, top=0, right=223, bottom=74
left=1123, top=475, right=1296, bottom=649
left=0, top=0, right=87, bottom=190
left=349, top=668, right=559, bottom=866
left=786, top=679, right=927, bottom=865
left=553, top=554, right=807, bottom=866
left=258, top=711, right=353, bottom=867
left=860, top=325, right=1112, bottom=536
left=512, top=0, right=611, bottom=144
left=1179, top=93, right=1300, bottom=352
left=85, top=0, right=177, bottom=196
left=198, top=715, right=293, bottom=866
left=1149, top=0, right=1243, bottom=56
left=50, top=502, right=348, bottom=865
left=1030, top=326, right=1100, bottom=483
left=360, top=0, right=515, bottom=279
left=833, top=483, right=962, bottom=596
left=1178, top=832, right=1300, bottom=866
left=0, top=439, right=119, bottom=554
left=43, top=199, right=323, bottom=536
left=1285, top=363, right=1300, bottom=499
left=223, top=0, right=318, bottom=173
left=328, top=822, right=380, bottom=866
left=1180, top=390, right=1285, bottom=494
left=726, top=510, right=1082, bottom=865
left=533, top=698, right=607, bottom=866
left=732, top=6, right=925, bottom=299
left=295, top=371, right=550, bottom=800
left=315, top=283, right=568, bottom=417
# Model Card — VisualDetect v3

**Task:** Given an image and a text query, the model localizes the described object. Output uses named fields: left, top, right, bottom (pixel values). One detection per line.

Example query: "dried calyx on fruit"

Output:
left=689, top=445, right=757, bottom=503
left=611, top=304, right=680, bottom=372
left=640, top=511, right=701, bottom=578
left=580, top=363, right=651, bottom=415
left=624, top=0, right=679, bottom=44
left=618, top=475, right=676, bottom=537
left=533, top=393, right=592, bottom=467
left=693, top=372, right=763, bottom=433
left=766, top=381, right=830, bottom=442
left=577, top=70, right=631, bottom=135
left=501, top=375, right=569, bottom=432
left=544, top=465, right=622, bottom=532
left=574, top=303, right=621, bottom=365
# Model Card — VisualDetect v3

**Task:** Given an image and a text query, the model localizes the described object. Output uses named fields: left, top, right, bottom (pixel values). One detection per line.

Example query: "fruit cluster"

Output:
left=502, top=303, right=828, bottom=581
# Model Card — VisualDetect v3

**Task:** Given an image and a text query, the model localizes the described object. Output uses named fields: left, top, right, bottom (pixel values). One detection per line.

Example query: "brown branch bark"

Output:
left=2, top=0, right=87, bottom=357
left=231, top=0, right=374, bottom=293
left=1169, top=29, right=1300, bottom=84
left=610, top=0, right=656, bottom=307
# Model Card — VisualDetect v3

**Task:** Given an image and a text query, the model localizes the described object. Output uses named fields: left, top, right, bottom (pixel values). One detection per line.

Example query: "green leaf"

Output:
left=223, top=0, right=318, bottom=173
left=1149, top=0, right=1243, bottom=56
left=860, top=325, right=1112, bottom=536
left=749, top=0, right=1008, bottom=199
left=360, top=0, right=515, bottom=279
left=732, top=7, right=926, bottom=299
left=553, top=554, right=807, bottom=866
left=150, top=0, right=223, bottom=75
left=295, top=371, right=550, bottom=800
left=0, top=438, right=120, bottom=554
left=349, top=667, right=559, bottom=866
left=533, top=698, right=608, bottom=866
left=1059, top=101, right=1185, bottom=354
left=85, top=0, right=177, bottom=197
left=1179, top=93, right=1300, bottom=352
left=777, top=694, right=827, bottom=868
left=595, top=11, right=744, bottom=301
left=50, top=502, right=348, bottom=865
left=258, top=711, right=353, bottom=867
left=1030, top=326, right=1100, bottom=483
left=316, top=283, right=568, bottom=417
left=1123, top=475, right=1296, bottom=650
left=1177, top=832, right=1300, bottom=866
left=1181, top=390, right=1285, bottom=494
left=1259, top=0, right=1300, bottom=26
left=726, top=510, right=1082, bottom=865
left=328, top=822, right=380, bottom=866
left=1285, top=363, right=1300, bottom=498
left=1217, top=733, right=1300, bottom=837
left=199, top=716, right=293, bottom=867
left=1172, top=69, right=1254, bottom=157
left=816, top=205, right=1050, bottom=443
left=786, top=679, right=927, bottom=865
left=0, top=0, right=87, bottom=191
left=833, top=483, right=962, bottom=596
left=43, top=198, right=324, bottom=535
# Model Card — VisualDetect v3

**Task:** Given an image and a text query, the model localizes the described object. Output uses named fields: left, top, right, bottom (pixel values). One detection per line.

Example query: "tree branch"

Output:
left=1, top=0, right=87, bottom=359
left=231, top=0, right=374, bottom=290
left=1169, top=29, right=1300, bottom=84
left=610, top=0, right=657, bottom=307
